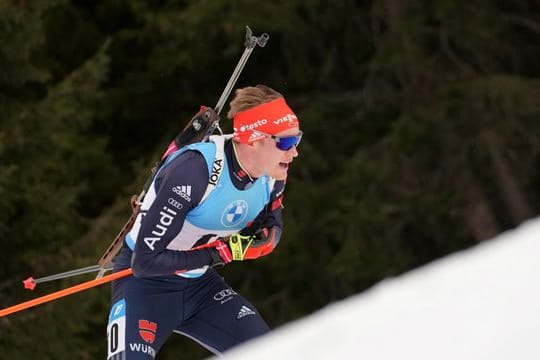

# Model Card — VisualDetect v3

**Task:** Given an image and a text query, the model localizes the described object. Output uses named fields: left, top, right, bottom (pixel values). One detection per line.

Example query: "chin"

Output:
left=271, top=163, right=290, bottom=180
left=272, top=170, right=288, bottom=181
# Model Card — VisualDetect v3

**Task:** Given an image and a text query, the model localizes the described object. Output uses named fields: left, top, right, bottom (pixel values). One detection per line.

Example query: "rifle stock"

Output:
left=97, top=196, right=140, bottom=269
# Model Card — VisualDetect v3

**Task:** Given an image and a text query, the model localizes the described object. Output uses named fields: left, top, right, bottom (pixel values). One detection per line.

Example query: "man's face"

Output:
left=251, top=128, right=301, bottom=180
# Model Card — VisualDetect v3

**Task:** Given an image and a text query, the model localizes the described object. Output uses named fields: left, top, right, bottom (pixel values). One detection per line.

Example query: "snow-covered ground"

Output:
left=221, top=217, right=540, bottom=359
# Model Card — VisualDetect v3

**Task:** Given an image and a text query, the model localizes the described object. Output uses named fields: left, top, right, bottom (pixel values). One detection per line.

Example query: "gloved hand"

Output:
left=239, top=211, right=280, bottom=260
left=206, top=234, right=255, bottom=267
left=241, top=227, right=279, bottom=260
left=206, top=211, right=280, bottom=266
left=240, top=212, right=276, bottom=237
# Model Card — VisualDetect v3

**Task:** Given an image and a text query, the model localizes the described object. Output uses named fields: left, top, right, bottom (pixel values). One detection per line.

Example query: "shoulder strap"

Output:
left=200, top=135, right=227, bottom=202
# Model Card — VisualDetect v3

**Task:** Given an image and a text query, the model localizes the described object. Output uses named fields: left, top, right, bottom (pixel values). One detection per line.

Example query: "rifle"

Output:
left=95, top=26, right=269, bottom=278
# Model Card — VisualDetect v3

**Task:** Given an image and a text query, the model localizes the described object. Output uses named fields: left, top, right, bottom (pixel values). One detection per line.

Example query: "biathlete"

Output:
left=107, top=84, right=302, bottom=359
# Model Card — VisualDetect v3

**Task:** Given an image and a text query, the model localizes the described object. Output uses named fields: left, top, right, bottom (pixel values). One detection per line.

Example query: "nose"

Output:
left=287, top=145, right=299, bottom=158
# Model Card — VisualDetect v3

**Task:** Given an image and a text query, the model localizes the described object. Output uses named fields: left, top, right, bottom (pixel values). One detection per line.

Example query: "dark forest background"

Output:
left=1, top=1, right=539, bottom=359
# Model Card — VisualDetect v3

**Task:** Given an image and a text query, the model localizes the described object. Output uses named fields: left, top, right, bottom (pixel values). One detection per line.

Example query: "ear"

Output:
left=249, top=139, right=264, bottom=149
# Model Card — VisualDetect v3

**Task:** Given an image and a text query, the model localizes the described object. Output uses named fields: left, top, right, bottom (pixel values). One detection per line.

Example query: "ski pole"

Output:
left=4, top=242, right=218, bottom=317
left=23, top=264, right=114, bottom=290
left=0, top=269, right=133, bottom=318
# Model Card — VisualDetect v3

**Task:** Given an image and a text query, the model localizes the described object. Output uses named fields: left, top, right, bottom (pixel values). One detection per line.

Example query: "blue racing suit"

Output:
left=107, top=135, right=285, bottom=359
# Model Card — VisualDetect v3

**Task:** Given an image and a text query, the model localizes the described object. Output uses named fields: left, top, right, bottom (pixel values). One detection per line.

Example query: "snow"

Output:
left=220, top=217, right=540, bottom=359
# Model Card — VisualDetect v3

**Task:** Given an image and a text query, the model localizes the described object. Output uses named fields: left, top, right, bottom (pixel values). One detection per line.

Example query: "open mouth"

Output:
left=279, top=162, right=289, bottom=169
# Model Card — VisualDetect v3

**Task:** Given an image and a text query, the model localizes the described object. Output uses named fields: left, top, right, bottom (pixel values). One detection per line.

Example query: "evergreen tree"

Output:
left=0, top=1, right=539, bottom=358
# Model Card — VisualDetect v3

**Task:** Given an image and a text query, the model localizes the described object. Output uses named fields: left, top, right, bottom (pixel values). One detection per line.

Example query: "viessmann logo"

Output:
left=273, top=113, right=297, bottom=125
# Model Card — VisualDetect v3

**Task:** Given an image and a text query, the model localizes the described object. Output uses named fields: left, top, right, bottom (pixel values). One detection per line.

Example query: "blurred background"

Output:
left=1, top=1, right=539, bottom=358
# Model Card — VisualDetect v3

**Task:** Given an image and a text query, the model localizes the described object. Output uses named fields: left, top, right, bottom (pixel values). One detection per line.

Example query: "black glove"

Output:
left=240, top=211, right=276, bottom=238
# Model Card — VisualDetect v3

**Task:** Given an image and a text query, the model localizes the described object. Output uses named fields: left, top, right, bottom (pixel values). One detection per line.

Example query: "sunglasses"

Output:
left=253, top=130, right=303, bottom=151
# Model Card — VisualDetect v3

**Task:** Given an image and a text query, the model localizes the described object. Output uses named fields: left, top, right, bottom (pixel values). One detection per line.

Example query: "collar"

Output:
left=225, top=139, right=256, bottom=188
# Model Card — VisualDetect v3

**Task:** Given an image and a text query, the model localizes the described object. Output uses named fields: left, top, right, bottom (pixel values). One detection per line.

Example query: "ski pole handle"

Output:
left=0, top=269, right=133, bottom=318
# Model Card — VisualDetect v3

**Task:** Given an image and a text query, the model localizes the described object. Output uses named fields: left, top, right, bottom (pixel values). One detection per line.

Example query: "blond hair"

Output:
left=227, top=85, right=283, bottom=119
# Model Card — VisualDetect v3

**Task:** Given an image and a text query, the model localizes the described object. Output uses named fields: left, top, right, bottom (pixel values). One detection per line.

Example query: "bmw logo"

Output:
left=221, top=200, right=248, bottom=227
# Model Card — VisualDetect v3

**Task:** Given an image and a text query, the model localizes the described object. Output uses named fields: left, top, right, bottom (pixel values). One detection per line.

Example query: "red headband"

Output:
left=233, top=98, right=299, bottom=144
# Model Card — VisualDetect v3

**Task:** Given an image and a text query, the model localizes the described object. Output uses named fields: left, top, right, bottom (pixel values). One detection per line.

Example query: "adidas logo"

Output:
left=172, top=185, right=192, bottom=202
left=237, top=305, right=256, bottom=319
